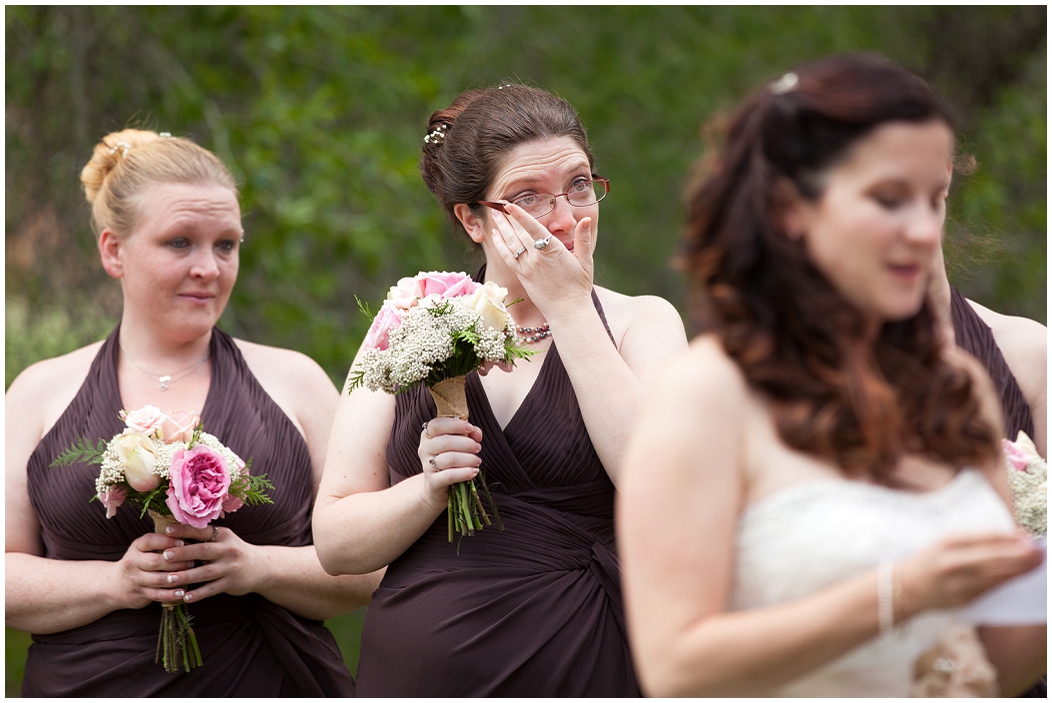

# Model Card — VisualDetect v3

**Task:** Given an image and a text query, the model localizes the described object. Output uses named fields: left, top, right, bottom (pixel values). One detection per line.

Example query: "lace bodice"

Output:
left=731, top=469, right=1015, bottom=696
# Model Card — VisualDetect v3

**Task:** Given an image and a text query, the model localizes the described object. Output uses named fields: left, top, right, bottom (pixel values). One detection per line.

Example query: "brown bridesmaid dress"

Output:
left=950, top=285, right=1034, bottom=439
left=21, top=326, right=355, bottom=697
left=354, top=291, right=641, bottom=697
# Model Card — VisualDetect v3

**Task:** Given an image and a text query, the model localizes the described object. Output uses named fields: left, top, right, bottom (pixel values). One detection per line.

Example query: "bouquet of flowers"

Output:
left=1002, top=430, right=1046, bottom=536
left=51, top=405, right=273, bottom=673
left=346, top=271, right=535, bottom=540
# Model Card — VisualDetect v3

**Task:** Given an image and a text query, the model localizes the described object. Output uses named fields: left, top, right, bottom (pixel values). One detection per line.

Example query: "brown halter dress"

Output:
left=22, top=326, right=355, bottom=696
left=354, top=290, right=641, bottom=696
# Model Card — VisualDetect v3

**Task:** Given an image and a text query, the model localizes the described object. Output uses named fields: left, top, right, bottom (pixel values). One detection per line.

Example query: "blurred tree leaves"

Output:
left=6, top=6, right=1046, bottom=383
left=4, top=7, right=1045, bottom=693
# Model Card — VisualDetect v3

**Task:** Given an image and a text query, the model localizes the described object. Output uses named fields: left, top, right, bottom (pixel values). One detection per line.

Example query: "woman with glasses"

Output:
left=618, top=54, right=1045, bottom=696
left=313, top=83, right=687, bottom=696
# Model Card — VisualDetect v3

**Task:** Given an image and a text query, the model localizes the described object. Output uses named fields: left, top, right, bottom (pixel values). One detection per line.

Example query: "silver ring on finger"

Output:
left=533, top=235, right=552, bottom=250
left=513, top=245, right=527, bottom=259
left=208, top=526, right=219, bottom=542
left=428, top=455, right=438, bottom=469
left=422, top=420, right=433, bottom=439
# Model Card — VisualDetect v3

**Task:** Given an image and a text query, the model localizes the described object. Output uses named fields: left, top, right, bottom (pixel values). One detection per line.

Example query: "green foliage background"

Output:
left=5, top=6, right=1045, bottom=695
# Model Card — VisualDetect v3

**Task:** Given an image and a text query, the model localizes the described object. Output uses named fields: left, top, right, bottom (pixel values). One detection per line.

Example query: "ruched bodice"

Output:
left=355, top=291, right=640, bottom=696
left=731, top=469, right=1016, bottom=696
left=21, top=325, right=354, bottom=696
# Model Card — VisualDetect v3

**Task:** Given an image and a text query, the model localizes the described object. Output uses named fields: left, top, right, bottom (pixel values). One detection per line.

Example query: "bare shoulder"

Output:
left=967, top=299, right=1047, bottom=372
left=232, top=338, right=338, bottom=433
left=7, top=341, right=104, bottom=439
left=594, top=285, right=687, bottom=357
left=594, top=285, right=684, bottom=327
left=233, top=338, right=334, bottom=390
left=648, top=334, right=750, bottom=419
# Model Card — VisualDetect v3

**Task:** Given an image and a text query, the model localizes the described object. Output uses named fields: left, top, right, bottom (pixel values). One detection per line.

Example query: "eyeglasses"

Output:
left=477, top=176, right=610, bottom=219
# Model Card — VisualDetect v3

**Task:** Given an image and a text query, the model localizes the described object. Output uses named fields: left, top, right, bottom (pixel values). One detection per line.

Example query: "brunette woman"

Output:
left=6, top=129, right=381, bottom=696
left=313, top=84, right=687, bottom=696
left=619, top=54, right=1045, bottom=696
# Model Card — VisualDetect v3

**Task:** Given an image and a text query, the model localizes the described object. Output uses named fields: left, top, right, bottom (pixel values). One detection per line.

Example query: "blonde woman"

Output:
left=6, top=130, right=381, bottom=696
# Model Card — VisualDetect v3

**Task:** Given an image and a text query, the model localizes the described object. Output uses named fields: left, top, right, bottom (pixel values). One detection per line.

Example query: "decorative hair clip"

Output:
left=424, top=124, right=448, bottom=144
left=770, top=72, right=799, bottom=95
left=109, top=141, right=131, bottom=158
left=159, top=132, right=172, bottom=138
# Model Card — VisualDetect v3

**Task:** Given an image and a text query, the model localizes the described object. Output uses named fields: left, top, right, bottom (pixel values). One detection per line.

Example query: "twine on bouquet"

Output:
left=428, top=377, right=503, bottom=542
left=149, top=510, right=203, bottom=673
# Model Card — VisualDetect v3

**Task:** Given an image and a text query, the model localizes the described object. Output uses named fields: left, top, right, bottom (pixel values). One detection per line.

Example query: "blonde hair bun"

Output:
left=79, top=129, right=236, bottom=237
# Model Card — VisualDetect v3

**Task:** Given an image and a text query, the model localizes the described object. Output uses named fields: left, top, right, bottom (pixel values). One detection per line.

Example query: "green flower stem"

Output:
left=156, top=603, right=201, bottom=673
left=469, top=480, right=491, bottom=526
left=458, top=482, right=474, bottom=535
left=447, top=493, right=455, bottom=542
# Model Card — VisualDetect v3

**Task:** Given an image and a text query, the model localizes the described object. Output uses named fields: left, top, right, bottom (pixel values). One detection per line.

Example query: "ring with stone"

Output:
left=533, top=235, right=552, bottom=250
left=422, top=420, right=433, bottom=439
left=428, top=456, right=438, bottom=469
left=513, top=245, right=527, bottom=259
left=208, top=526, right=220, bottom=542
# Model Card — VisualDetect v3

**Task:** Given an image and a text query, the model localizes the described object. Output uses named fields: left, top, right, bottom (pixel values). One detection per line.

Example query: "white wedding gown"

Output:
left=731, top=469, right=1015, bottom=696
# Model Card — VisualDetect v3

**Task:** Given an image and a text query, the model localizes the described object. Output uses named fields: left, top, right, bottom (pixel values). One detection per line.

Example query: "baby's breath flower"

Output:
left=350, top=293, right=530, bottom=395
left=1007, top=457, right=1047, bottom=536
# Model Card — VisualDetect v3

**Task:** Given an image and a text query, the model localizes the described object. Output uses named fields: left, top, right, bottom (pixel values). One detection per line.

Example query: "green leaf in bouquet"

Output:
left=49, top=437, right=108, bottom=467
left=236, top=468, right=276, bottom=507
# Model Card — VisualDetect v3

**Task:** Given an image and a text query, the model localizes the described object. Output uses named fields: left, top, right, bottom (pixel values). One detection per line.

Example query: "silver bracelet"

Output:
left=877, top=560, right=895, bottom=635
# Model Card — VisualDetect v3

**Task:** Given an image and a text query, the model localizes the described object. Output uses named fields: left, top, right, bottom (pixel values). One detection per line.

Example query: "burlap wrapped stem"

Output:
left=428, top=376, right=503, bottom=541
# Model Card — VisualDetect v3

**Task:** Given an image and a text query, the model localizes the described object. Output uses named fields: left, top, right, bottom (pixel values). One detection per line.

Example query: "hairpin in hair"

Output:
left=109, top=141, right=131, bottom=158
left=159, top=132, right=173, bottom=138
left=769, top=72, right=799, bottom=95
left=424, top=124, right=448, bottom=144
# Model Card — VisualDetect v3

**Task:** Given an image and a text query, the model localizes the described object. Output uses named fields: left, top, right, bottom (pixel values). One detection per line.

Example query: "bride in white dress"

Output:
left=618, top=53, right=1046, bottom=697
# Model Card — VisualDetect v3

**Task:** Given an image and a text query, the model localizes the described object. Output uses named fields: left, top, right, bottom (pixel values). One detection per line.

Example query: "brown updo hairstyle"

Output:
left=80, top=129, right=237, bottom=238
left=419, top=84, right=594, bottom=238
left=682, top=53, right=999, bottom=483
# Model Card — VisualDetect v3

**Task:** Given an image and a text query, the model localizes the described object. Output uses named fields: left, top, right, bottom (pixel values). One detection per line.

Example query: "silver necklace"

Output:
left=119, top=343, right=210, bottom=391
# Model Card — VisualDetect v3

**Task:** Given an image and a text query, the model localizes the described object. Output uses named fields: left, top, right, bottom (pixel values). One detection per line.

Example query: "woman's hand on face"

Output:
left=155, top=523, right=263, bottom=603
left=490, top=203, right=595, bottom=309
left=417, top=417, right=482, bottom=511
left=116, top=532, right=193, bottom=608
left=898, top=532, right=1042, bottom=614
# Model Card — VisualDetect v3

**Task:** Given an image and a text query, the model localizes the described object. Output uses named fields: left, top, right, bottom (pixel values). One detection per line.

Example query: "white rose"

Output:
left=120, top=405, right=166, bottom=436
left=467, top=281, right=509, bottom=331
left=113, top=432, right=162, bottom=492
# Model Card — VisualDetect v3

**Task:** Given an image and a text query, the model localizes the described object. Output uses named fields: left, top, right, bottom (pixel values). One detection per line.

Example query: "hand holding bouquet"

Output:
left=346, top=271, right=535, bottom=540
left=1002, top=431, right=1046, bottom=536
left=52, top=406, right=273, bottom=672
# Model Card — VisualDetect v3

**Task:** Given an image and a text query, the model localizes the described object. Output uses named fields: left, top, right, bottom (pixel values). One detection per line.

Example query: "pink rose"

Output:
left=120, top=405, right=165, bottom=436
left=415, top=271, right=478, bottom=299
left=165, top=444, right=232, bottom=528
left=387, top=276, right=424, bottom=311
left=1003, top=431, right=1041, bottom=472
left=220, top=495, right=244, bottom=518
left=386, top=271, right=479, bottom=310
left=362, top=303, right=403, bottom=351
left=99, top=485, right=127, bottom=519
left=160, top=410, right=200, bottom=444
